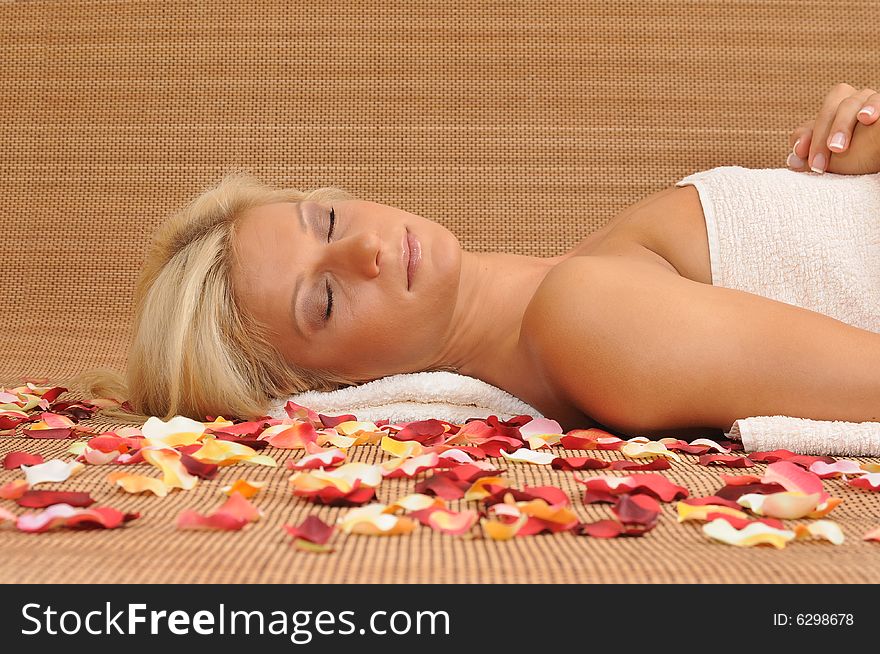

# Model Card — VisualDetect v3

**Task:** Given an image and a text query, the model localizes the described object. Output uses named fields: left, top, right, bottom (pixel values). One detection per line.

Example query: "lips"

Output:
left=406, top=230, right=421, bottom=290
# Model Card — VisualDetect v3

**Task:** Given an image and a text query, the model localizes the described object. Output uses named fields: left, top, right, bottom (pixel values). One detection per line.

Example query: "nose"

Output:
left=319, top=230, right=381, bottom=280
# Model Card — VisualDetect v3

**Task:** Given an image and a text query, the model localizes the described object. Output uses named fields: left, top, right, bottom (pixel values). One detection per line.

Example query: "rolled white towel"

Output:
left=266, top=370, right=544, bottom=425
left=727, top=416, right=880, bottom=456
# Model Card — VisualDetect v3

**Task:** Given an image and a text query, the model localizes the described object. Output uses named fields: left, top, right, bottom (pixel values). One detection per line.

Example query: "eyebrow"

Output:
left=290, top=202, right=308, bottom=339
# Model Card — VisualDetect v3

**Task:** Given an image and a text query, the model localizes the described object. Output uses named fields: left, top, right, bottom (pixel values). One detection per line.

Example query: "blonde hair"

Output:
left=67, top=168, right=367, bottom=424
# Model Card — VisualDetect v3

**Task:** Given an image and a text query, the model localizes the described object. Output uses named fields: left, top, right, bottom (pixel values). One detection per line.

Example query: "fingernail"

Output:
left=787, top=152, right=804, bottom=168
left=810, top=152, right=826, bottom=174
left=859, top=106, right=876, bottom=118
left=829, top=132, right=846, bottom=151
left=792, top=138, right=801, bottom=156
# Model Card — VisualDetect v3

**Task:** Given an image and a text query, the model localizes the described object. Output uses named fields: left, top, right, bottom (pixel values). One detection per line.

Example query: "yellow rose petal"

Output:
left=703, top=518, right=795, bottom=548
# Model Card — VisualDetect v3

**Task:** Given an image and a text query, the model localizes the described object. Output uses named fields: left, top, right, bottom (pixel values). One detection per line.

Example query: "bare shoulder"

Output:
left=522, top=255, right=715, bottom=437
left=520, top=255, right=686, bottom=433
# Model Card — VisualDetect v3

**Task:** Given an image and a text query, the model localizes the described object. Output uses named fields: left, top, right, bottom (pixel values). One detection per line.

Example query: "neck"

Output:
left=425, top=249, right=561, bottom=386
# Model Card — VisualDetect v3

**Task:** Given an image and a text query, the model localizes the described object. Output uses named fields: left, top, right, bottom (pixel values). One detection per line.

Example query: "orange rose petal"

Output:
left=338, top=504, right=417, bottom=536
left=480, top=515, right=527, bottom=540
left=463, top=476, right=509, bottom=502
left=219, top=479, right=268, bottom=498
left=141, top=447, right=199, bottom=490
left=106, top=471, right=168, bottom=497
left=0, top=479, right=29, bottom=500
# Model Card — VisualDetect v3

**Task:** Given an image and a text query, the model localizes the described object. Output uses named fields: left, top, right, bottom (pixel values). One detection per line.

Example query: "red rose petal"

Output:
left=177, top=510, right=248, bottom=531
left=551, top=456, right=609, bottom=471
left=612, top=494, right=661, bottom=526
left=394, top=419, right=448, bottom=446
left=180, top=452, right=220, bottom=480
left=16, top=490, right=95, bottom=509
left=609, top=458, right=671, bottom=471
left=718, top=473, right=762, bottom=486
left=21, top=427, right=75, bottom=439
left=318, top=413, right=358, bottom=428
left=575, top=519, right=624, bottom=538
left=284, top=515, right=335, bottom=545
left=582, top=489, right=619, bottom=504
left=698, top=454, right=756, bottom=468
left=414, top=475, right=471, bottom=500
left=714, top=482, right=786, bottom=501
left=3, top=451, right=44, bottom=470
left=748, top=449, right=835, bottom=467
left=520, top=485, right=569, bottom=506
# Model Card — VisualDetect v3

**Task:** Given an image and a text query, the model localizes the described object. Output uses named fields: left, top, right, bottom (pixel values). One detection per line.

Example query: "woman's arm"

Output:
left=523, top=256, right=880, bottom=437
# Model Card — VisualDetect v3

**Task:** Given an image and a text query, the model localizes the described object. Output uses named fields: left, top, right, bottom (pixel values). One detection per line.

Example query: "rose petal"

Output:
left=620, top=441, right=681, bottom=461
left=410, top=506, right=479, bottom=536
left=849, top=472, right=880, bottom=491
left=702, top=518, right=795, bottom=548
left=381, top=453, right=441, bottom=478
left=499, top=448, right=557, bottom=465
left=863, top=526, right=880, bottom=542
left=574, top=519, right=624, bottom=538
left=574, top=473, right=688, bottom=502
left=612, top=494, right=661, bottom=527
left=0, top=479, right=30, bottom=500
left=16, top=490, right=94, bottom=508
left=793, top=520, right=845, bottom=545
left=3, top=451, right=44, bottom=470
left=106, top=471, right=168, bottom=497
left=337, top=503, right=417, bottom=536
left=176, top=510, right=248, bottom=531
left=551, top=456, right=609, bottom=471
left=676, top=502, right=750, bottom=522
left=698, top=454, right=755, bottom=468
left=609, top=458, right=672, bottom=471
left=809, top=460, right=866, bottom=478
left=17, top=504, right=138, bottom=533
left=141, top=447, right=198, bottom=490
left=284, top=515, right=335, bottom=546
left=762, top=460, right=829, bottom=502
left=737, top=492, right=822, bottom=519
left=21, top=459, right=84, bottom=486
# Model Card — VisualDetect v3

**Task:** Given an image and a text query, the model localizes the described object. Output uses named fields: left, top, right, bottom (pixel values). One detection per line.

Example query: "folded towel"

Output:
left=266, top=370, right=544, bottom=425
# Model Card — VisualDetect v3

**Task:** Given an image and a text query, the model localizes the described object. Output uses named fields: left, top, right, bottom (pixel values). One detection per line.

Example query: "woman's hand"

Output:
left=786, top=83, right=880, bottom=175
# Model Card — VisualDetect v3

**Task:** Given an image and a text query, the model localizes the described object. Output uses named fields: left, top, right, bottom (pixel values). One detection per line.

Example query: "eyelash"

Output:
left=323, top=206, right=336, bottom=321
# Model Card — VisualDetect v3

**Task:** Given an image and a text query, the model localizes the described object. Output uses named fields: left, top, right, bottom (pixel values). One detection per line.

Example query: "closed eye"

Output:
left=327, top=206, right=336, bottom=241
left=324, top=206, right=336, bottom=320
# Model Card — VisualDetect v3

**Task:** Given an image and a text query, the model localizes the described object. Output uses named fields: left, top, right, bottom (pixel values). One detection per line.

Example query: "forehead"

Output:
left=229, top=202, right=300, bottom=285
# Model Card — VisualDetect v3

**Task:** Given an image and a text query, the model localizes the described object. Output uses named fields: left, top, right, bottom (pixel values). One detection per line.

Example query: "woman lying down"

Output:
left=75, top=83, right=880, bottom=440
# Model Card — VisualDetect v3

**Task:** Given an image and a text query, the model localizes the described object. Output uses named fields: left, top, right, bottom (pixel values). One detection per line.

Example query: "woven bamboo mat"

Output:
left=2, top=1, right=879, bottom=582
